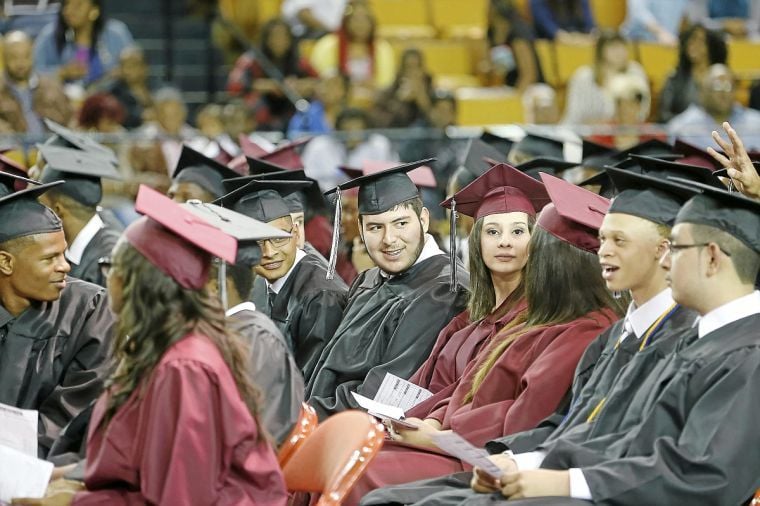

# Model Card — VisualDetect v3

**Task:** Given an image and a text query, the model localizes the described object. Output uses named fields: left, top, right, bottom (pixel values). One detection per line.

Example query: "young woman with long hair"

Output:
left=343, top=174, right=623, bottom=505
left=51, top=188, right=287, bottom=506
left=408, top=164, right=550, bottom=400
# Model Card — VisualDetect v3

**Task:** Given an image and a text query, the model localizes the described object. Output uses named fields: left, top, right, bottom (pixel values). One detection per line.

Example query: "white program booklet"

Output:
left=351, top=373, right=433, bottom=421
left=432, top=432, right=504, bottom=479
left=0, top=445, right=53, bottom=502
left=0, top=403, right=38, bottom=457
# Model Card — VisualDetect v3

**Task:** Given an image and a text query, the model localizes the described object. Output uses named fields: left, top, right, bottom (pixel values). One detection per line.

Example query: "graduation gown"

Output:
left=306, top=254, right=469, bottom=420
left=68, top=215, right=124, bottom=287
left=74, top=333, right=288, bottom=506
left=346, top=309, right=617, bottom=505
left=252, top=253, right=347, bottom=382
left=228, top=305, right=305, bottom=445
left=0, top=278, right=114, bottom=457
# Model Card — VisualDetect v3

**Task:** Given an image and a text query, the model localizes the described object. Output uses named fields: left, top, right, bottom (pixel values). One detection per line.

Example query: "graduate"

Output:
left=0, top=173, right=115, bottom=457
left=51, top=186, right=288, bottom=505
left=167, top=144, right=242, bottom=203
left=306, top=160, right=470, bottom=420
left=37, top=145, right=124, bottom=287
left=409, top=163, right=550, bottom=399
left=216, top=179, right=347, bottom=382
left=344, top=174, right=622, bottom=504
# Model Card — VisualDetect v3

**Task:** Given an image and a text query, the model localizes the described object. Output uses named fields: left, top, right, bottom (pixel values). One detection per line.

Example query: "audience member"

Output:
left=521, top=83, right=560, bottom=124
left=309, top=1, right=395, bottom=92
left=77, top=92, right=126, bottom=133
left=484, top=0, right=543, bottom=92
left=591, top=73, right=660, bottom=150
left=622, top=0, right=688, bottom=45
left=33, top=0, right=134, bottom=86
left=372, top=48, right=434, bottom=128
left=529, top=0, right=595, bottom=43
left=562, top=30, right=646, bottom=125
left=287, top=71, right=351, bottom=137
left=281, top=0, right=349, bottom=38
left=689, top=0, right=760, bottom=39
left=658, top=24, right=727, bottom=123
left=100, top=46, right=154, bottom=129
left=668, top=64, right=760, bottom=150
left=227, top=17, right=318, bottom=132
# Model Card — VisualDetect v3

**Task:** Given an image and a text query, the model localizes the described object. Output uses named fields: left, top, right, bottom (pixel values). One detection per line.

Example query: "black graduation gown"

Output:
left=252, top=253, right=347, bottom=383
left=306, top=254, right=469, bottom=420
left=0, top=278, right=115, bottom=457
left=68, top=216, right=123, bottom=287
left=227, top=306, right=305, bottom=445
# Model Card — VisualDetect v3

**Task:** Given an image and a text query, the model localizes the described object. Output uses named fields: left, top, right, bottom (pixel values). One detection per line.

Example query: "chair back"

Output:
left=282, top=411, right=385, bottom=506
left=278, top=403, right=318, bottom=467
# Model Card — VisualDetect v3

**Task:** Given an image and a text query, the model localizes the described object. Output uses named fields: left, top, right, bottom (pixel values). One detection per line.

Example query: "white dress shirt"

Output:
left=65, top=213, right=104, bottom=265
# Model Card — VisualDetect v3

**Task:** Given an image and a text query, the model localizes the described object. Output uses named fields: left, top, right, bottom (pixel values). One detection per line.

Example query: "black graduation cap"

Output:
left=214, top=179, right=312, bottom=224
left=630, top=155, right=725, bottom=189
left=43, top=118, right=119, bottom=165
left=516, top=157, right=577, bottom=180
left=0, top=180, right=64, bottom=244
left=582, top=138, right=616, bottom=160
left=225, top=168, right=325, bottom=215
left=511, top=132, right=564, bottom=160
left=38, top=145, right=122, bottom=207
left=246, top=157, right=289, bottom=177
left=172, top=145, right=241, bottom=199
left=670, top=177, right=760, bottom=254
left=606, top=168, right=700, bottom=226
left=459, top=139, right=506, bottom=178
left=579, top=153, right=685, bottom=198
left=480, top=131, right=515, bottom=159
left=0, top=169, right=37, bottom=197
left=618, top=139, right=675, bottom=158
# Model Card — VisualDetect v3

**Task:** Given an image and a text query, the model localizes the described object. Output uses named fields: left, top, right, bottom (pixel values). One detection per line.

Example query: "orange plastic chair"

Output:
left=278, top=402, right=318, bottom=467
left=282, top=410, right=385, bottom=506
left=751, top=488, right=760, bottom=505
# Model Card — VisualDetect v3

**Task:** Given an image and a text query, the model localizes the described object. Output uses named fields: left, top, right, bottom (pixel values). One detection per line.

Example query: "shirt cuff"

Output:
left=568, top=468, right=593, bottom=500
left=506, top=450, right=546, bottom=471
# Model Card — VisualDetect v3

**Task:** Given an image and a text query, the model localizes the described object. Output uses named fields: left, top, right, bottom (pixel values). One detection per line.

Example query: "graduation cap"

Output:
left=338, top=165, right=364, bottom=180
left=673, top=139, right=721, bottom=170
left=362, top=160, right=437, bottom=188
left=0, top=180, right=64, bottom=244
left=537, top=172, right=610, bottom=253
left=0, top=170, right=38, bottom=198
left=172, top=145, right=242, bottom=199
left=579, top=153, right=686, bottom=198
left=617, top=139, right=675, bottom=158
left=630, top=155, right=725, bottom=189
left=671, top=177, right=760, bottom=254
left=459, top=139, right=506, bottom=178
left=214, top=179, right=312, bottom=224
left=606, top=168, right=700, bottom=226
left=516, top=157, right=577, bottom=180
left=511, top=132, right=564, bottom=160
left=181, top=200, right=291, bottom=269
left=323, top=158, right=435, bottom=279
left=582, top=138, right=616, bottom=160
left=225, top=168, right=325, bottom=214
left=37, top=145, right=122, bottom=207
left=238, top=134, right=270, bottom=158
left=260, top=138, right=311, bottom=170
left=480, top=131, right=515, bottom=159
left=43, top=118, right=118, bottom=165
left=0, top=154, right=33, bottom=192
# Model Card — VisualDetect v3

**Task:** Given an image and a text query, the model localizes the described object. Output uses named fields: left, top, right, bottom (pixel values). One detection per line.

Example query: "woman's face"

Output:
left=686, top=28, right=708, bottom=65
left=346, top=5, right=374, bottom=42
left=479, top=212, right=531, bottom=277
left=602, top=41, right=629, bottom=72
left=267, top=23, right=292, bottom=59
left=63, top=0, right=98, bottom=30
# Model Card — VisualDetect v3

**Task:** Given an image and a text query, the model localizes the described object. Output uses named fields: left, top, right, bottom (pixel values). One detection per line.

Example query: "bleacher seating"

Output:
left=455, top=87, right=525, bottom=126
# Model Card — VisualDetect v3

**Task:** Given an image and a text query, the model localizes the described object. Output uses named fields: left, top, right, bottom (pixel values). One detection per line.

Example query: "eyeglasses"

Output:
left=256, top=228, right=293, bottom=249
left=667, top=243, right=732, bottom=257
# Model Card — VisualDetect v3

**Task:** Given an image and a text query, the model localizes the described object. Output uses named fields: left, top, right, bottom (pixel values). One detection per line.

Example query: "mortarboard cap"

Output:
left=517, top=157, right=577, bottom=180
left=673, top=139, right=721, bottom=170
left=38, top=145, right=122, bottom=207
left=225, top=168, right=325, bottom=214
left=215, top=179, right=312, bottom=223
left=480, top=131, right=515, bottom=159
left=537, top=172, right=610, bottom=253
left=630, top=155, right=725, bottom=188
left=0, top=171, right=38, bottom=198
left=260, top=138, right=311, bottom=169
left=579, top=153, right=683, bottom=198
left=512, top=132, right=564, bottom=160
left=126, top=185, right=239, bottom=289
left=247, top=157, right=290, bottom=177
left=460, top=139, right=506, bottom=178
left=0, top=180, right=64, bottom=244
left=616, top=139, right=674, bottom=158
left=43, top=118, right=118, bottom=165
left=441, top=163, right=550, bottom=220
left=606, top=168, right=700, bottom=226
left=0, top=155, right=32, bottom=192
left=362, top=160, right=437, bottom=188
left=238, top=134, right=270, bottom=158
left=172, top=145, right=242, bottom=199
left=671, top=177, right=760, bottom=254
left=582, top=138, right=616, bottom=160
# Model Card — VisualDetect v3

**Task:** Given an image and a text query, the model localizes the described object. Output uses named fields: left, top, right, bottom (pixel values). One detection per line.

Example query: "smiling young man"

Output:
left=216, top=178, right=347, bottom=382
left=305, top=160, right=470, bottom=420
left=0, top=175, right=114, bottom=458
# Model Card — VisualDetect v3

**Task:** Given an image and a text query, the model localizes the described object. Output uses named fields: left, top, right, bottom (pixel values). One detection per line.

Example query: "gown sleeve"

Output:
left=295, top=290, right=346, bottom=382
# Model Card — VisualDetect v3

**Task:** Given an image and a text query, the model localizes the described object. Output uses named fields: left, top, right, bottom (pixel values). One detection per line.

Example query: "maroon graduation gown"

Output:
left=344, top=308, right=617, bottom=505
left=73, top=333, right=287, bottom=506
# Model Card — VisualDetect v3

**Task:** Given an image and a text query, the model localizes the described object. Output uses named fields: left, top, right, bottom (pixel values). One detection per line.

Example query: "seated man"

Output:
left=306, top=160, right=470, bottom=419
left=0, top=174, right=114, bottom=457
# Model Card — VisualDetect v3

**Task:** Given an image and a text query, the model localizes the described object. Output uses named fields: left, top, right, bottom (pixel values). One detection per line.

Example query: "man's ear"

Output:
left=419, top=207, right=430, bottom=234
left=0, top=250, right=15, bottom=276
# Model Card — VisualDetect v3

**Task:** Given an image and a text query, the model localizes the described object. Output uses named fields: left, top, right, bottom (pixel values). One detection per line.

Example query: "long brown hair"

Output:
left=467, top=214, right=534, bottom=321
left=104, top=240, right=263, bottom=436
left=465, top=226, right=624, bottom=402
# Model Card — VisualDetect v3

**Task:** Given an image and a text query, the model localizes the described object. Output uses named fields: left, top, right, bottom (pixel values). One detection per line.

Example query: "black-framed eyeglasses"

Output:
left=256, top=228, right=293, bottom=249
left=668, top=243, right=732, bottom=257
